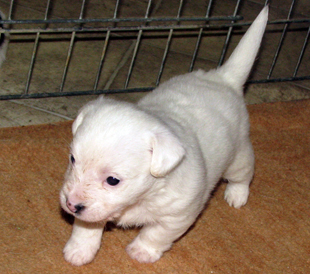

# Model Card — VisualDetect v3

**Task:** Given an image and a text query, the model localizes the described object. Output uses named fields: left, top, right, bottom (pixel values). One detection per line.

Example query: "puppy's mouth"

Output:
left=60, top=189, right=125, bottom=223
left=61, top=201, right=121, bottom=223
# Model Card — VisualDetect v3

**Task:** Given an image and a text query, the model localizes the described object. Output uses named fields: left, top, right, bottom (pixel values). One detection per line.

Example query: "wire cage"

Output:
left=0, top=0, right=309, bottom=100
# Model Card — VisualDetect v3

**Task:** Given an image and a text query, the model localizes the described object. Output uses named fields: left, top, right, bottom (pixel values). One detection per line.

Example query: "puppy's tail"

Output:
left=218, top=6, right=268, bottom=93
left=0, top=10, right=9, bottom=68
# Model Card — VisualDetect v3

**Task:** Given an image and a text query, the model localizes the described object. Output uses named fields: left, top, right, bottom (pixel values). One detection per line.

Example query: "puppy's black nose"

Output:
left=74, top=204, right=85, bottom=214
left=66, top=199, right=85, bottom=214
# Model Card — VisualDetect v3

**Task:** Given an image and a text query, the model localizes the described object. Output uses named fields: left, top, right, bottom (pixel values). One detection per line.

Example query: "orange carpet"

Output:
left=1, top=99, right=309, bottom=273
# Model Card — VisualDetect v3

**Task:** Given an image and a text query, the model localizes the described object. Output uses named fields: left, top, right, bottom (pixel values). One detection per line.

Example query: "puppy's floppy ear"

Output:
left=148, top=128, right=185, bottom=177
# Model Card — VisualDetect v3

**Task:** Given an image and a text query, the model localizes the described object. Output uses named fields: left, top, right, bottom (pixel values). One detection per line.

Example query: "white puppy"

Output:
left=60, top=7, right=268, bottom=266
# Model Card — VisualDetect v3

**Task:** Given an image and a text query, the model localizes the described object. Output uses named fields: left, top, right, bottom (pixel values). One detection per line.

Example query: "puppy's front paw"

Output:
left=63, top=237, right=101, bottom=266
left=224, top=183, right=249, bottom=209
left=126, top=237, right=162, bottom=263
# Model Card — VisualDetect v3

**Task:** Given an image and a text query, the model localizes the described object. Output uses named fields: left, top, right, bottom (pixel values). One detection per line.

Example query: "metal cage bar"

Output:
left=189, top=0, right=214, bottom=72
left=1, top=17, right=310, bottom=34
left=60, top=0, right=87, bottom=92
left=156, top=0, right=184, bottom=86
left=217, top=0, right=242, bottom=67
left=25, top=0, right=51, bottom=94
left=124, top=0, right=152, bottom=88
left=93, top=0, right=120, bottom=91
left=267, top=0, right=296, bottom=79
left=293, top=26, right=310, bottom=78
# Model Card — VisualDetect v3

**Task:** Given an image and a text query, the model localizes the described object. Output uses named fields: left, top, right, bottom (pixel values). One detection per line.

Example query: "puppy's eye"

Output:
left=70, top=155, right=75, bottom=165
left=106, top=176, right=120, bottom=186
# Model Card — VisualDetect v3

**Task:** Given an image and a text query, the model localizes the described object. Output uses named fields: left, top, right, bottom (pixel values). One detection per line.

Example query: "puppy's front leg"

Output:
left=63, top=218, right=104, bottom=266
left=126, top=221, right=190, bottom=263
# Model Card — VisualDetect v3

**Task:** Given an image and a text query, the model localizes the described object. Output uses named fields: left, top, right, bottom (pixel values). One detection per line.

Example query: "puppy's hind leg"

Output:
left=224, top=140, right=255, bottom=209
left=126, top=219, right=192, bottom=263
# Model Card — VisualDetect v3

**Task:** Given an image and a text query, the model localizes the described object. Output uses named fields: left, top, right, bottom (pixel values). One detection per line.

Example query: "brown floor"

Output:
left=0, top=0, right=310, bottom=127
left=1, top=99, right=309, bottom=273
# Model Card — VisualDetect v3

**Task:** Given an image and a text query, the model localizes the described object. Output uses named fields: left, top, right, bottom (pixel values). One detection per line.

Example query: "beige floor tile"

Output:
left=245, top=81, right=310, bottom=104
left=0, top=100, right=69, bottom=127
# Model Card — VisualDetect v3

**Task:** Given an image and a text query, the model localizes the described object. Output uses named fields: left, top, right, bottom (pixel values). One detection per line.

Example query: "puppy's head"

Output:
left=60, top=97, right=185, bottom=223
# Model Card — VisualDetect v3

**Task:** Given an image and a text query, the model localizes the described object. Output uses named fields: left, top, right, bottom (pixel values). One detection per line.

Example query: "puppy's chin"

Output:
left=73, top=214, right=107, bottom=223
left=78, top=209, right=122, bottom=223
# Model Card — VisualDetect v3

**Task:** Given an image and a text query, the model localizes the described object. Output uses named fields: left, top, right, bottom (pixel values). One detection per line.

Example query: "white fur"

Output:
left=60, top=7, right=268, bottom=265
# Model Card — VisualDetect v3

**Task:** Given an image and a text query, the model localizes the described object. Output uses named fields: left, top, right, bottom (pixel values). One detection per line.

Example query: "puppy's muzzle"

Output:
left=66, top=199, right=85, bottom=214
